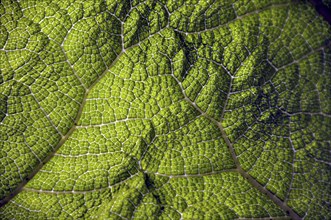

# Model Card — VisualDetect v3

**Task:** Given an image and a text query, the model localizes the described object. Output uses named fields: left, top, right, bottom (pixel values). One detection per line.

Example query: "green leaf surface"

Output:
left=1, top=0, right=330, bottom=219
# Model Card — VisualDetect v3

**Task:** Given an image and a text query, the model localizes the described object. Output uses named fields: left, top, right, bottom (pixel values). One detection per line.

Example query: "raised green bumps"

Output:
left=1, top=0, right=330, bottom=219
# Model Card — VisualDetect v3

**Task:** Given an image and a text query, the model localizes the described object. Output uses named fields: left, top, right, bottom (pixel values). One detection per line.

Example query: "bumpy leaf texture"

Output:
left=0, top=0, right=330, bottom=219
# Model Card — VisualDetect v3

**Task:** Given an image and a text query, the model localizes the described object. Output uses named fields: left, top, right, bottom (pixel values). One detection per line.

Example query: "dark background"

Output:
left=309, top=0, right=331, bottom=24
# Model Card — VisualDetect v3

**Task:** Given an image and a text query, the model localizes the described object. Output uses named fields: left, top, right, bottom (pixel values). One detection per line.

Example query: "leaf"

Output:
left=1, top=0, right=331, bottom=219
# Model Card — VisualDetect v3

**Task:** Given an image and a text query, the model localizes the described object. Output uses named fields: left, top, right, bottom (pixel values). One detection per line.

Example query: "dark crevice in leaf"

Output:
left=143, top=172, right=155, bottom=190
left=174, top=31, right=198, bottom=80
left=0, top=94, right=7, bottom=123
